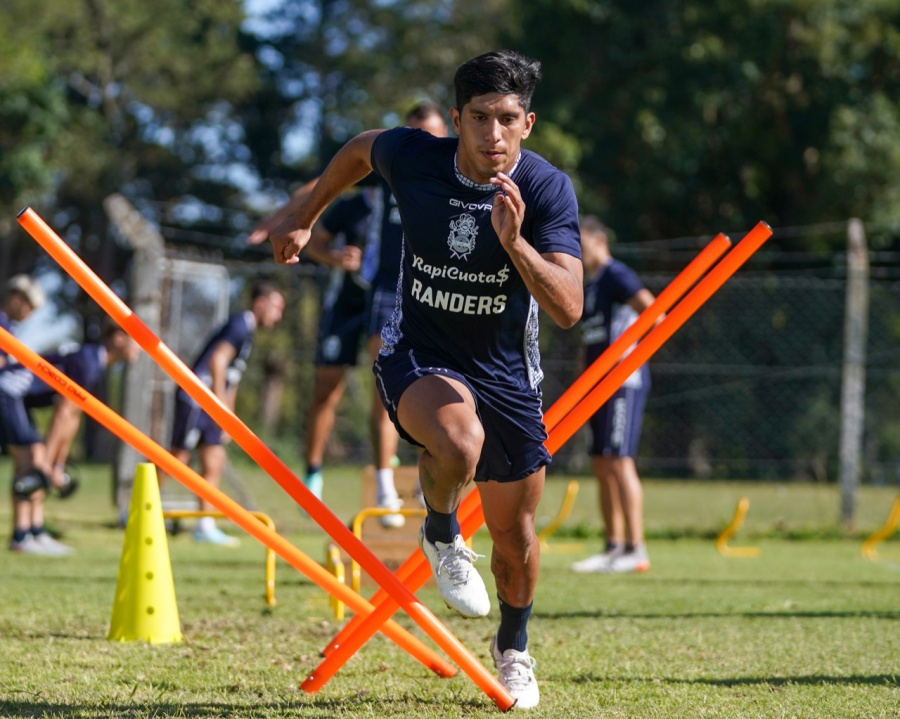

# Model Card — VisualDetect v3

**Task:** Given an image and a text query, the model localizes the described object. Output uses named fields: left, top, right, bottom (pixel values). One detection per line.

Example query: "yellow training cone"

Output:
left=108, top=463, right=182, bottom=644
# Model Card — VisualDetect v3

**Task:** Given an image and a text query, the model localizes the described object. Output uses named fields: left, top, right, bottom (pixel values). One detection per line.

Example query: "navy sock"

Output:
left=31, top=525, right=45, bottom=537
left=605, top=540, right=623, bottom=554
left=13, top=528, right=29, bottom=543
left=497, top=596, right=532, bottom=653
left=306, top=463, right=321, bottom=477
left=422, top=497, right=459, bottom=545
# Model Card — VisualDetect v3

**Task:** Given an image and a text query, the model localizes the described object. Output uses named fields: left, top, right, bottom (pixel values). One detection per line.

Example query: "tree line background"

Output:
left=2, top=0, right=899, bottom=482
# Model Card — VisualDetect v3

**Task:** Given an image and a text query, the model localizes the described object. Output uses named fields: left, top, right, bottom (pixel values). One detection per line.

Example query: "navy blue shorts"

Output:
left=170, top=397, right=223, bottom=450
left=374, top=348, right=551, bottom=483
left=366, top=286, right=399, bottom=338
left=0, top=393, right=43, bottom=447
left=315, top=290, right=367, bottom=367
left=588, top=383, right=649, bottom=458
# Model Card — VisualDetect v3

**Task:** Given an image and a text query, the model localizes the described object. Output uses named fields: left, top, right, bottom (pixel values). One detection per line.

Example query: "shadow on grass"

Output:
left=570, top=673, right=900, bottom=688
left=0, top=693, right=490, bottom=718
left=538, top=608, right=900, bottom=620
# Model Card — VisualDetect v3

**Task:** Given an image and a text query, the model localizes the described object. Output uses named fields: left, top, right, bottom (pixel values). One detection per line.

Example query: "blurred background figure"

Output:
left=571, top=216, right=655, bottom=574
left=0, top=322, right=139, bottom=555
left=0, top=275, right=46, bottom=369
left=250, top=101, right=447, bottom=527
left=164, top=281, right=285, bottom=547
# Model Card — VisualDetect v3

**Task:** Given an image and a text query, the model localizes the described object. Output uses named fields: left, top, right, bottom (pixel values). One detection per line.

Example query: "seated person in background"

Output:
left=165, top=281, right=285, bottom=546
left=0, top=322, right=139, bottom=555
left=0, top=274, right=46, bottom=369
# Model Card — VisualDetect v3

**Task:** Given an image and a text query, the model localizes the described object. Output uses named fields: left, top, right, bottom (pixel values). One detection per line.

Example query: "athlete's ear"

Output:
left=450, top=107, right=461, bottom=136
left=521, top=112, right=536, bottom=141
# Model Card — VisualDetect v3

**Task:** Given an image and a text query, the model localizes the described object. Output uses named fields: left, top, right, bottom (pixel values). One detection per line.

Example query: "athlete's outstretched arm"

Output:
left=269, top=130, right=384, bottom=265
left=490, top=172, right=583, bottom=328
left=247, top=178, right=319, bottom=246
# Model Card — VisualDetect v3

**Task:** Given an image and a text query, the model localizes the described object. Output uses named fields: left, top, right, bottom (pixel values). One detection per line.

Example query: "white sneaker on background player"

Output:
left=570, top=544, right=624, bottom=573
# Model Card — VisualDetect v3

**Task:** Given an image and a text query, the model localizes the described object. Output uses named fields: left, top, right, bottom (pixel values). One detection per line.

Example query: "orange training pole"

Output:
left=546, top=221, right=773, bottom=454
left=307, top=494, right=485, bottom=689
left=16, top=208, right=513, bottom=711
left=542, top=232, right=732, bottom=429
left=0, top=326, right=456, bottom=679
left=311, top=222, right=772, bottom=689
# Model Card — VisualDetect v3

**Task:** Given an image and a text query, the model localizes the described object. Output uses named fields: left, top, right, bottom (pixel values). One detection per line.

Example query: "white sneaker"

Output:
left=418, top=528, right=490, bottom=618
left=9, top=533, right=72, bottom=556
left=377, top=492, right=405, bottom=529
left=303, top=471, right=323, bottom=501
left=490, top=634, right=540, bottom=709
left=607, top=545, right=650, bottom=574
left=32, top=532, right=75, bottom=556
left=570, top=545, right=624, bottom=573
left=193, top=526, right=241, bottom=547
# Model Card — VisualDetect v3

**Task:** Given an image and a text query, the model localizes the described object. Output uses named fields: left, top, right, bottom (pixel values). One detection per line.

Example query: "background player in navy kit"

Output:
left=268, top=50, right=583, bottom=709
left=571, top=216, right=655, bottom=575
left=0, top=323, right=139, bottom=555
left=166, top=281, right=285, bottom=546
left=251, top=102, right=447, bottom=528
left=0, top=275, right=45, bottom=369
left=296, top=194, right=369, bottom=505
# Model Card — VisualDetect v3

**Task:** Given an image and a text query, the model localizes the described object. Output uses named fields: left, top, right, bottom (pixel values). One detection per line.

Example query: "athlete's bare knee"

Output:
left=428, top=417, right=483, bottom=471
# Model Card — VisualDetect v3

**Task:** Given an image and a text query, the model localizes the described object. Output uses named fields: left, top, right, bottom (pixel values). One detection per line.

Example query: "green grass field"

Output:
left=1, top=457, right=898, bottom=718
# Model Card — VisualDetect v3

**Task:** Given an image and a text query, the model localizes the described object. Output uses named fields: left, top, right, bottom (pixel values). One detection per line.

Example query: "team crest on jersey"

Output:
left=448, top=213, right=478, bottom=260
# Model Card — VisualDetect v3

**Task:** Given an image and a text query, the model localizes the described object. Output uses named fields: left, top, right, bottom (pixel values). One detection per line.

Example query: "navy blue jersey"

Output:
left=371, top=127, right=581, bottom=388
left=320, top=193, right=371, bottom=310
left=180, top=311, right=255, bottom=400
left=0, top=311, right=11, bottom=364
left=358, top=177, right=404, bottom=293
left=0, top=343, right=107, bottom=407
left=582, top=259, right=649, bottom=389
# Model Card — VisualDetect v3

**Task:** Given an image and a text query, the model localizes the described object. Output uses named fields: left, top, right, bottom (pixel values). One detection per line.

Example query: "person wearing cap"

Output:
left=0, top=322, right=140, bottom=555
left=0, top=274, right=46, bottom=369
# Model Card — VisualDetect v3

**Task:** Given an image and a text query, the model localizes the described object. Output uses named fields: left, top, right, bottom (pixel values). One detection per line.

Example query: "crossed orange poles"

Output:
left=307, top=222, right=773, bottom=691
left=16, top=207, right=772, bottom=708
left=16, top=208, right=512, bottom=710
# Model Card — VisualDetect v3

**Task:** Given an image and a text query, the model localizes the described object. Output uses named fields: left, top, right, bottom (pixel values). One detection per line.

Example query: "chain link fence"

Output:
left=143, top=228, right=900, bottom=488
left=543, top=272, right=900, bottom=483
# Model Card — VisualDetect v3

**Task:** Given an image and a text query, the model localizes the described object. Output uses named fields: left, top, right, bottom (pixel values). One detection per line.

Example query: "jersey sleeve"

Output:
left=220, top=315, right=252, bottom=352
left=371, top=127, right=424, bottom=186
left=61, top=345, right=105, bottom=394
left=528, top=171, right=582, bottom=259
left=608, top=262, right=646, bottom=303
left=321, top=194, right=365, bottom=238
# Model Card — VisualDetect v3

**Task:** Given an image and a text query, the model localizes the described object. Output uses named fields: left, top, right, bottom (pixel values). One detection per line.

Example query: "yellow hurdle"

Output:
left=538, top=480, right=580, bottom=549
left=715, top=497, right=761, bottom=558
left=861, top=495, right=900, bottom=561
left=325, top=544, right=346, bottom=621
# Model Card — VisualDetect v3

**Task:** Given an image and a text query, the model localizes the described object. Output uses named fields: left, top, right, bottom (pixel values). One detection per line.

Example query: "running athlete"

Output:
left=268, top=50, right=583, bottom=709
left=1, top=323, right=139, bottom=555
left=570, top=216, right=655, bottom=575
left=0, top=275, right=45, bottom=369
left=166, top=281, right=285, bottom=546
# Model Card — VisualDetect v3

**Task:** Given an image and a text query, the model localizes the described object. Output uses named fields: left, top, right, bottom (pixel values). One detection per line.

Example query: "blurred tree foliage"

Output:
left=237, top=0, right=506, bottom=188
left=2, top=0, right=899, bottom=478
left=506, top=0, right=900, bottom=251
left=0, top=0, right=259, bottom=281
